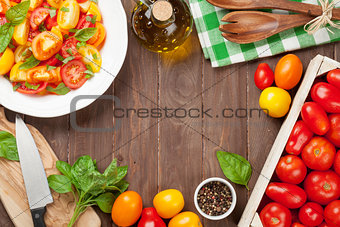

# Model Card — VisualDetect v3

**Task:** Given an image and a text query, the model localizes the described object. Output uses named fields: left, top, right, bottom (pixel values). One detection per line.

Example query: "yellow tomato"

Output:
left=22, top=0, right=43, bottom=11
left=78, top=44, right=102, bottom=73
left=13, top=18, right=29, bottom=46
left=79, top=0, right=90, bottom=13
left=47, top=0, right=62, bottom=9
left=111, top=191, right=143, bottom=227
left=169, top=212, right=203, bottom=227
left=51, top=26, right=63, bottom=42
left=10, top=62, right=27, bottom=82
left=259, top=87, right=292, bottom=118
left=153, top=189, right=184, bottom=219
left=0, top=48, right=15, bottom=75
left=57, top=0, right=80, bottom=30
left=87, top=22, right=106, bottom=47
left=14, top=45, right=32, bottom=63
left=87, top=2, right=101, bottom=22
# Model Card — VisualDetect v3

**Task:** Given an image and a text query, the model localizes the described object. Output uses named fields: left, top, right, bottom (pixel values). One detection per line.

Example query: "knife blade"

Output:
left=15, top=115, right=53, bottom=227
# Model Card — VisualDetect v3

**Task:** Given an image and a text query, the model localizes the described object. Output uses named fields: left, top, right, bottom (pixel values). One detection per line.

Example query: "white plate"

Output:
left=0, top=0, right=128, bottom=118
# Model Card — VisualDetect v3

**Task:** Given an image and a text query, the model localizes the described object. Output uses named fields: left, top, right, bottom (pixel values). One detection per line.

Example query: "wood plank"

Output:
left=202, top=61, right=248, bottom=227
left=113, top=0, right=159, bottom=212
left=158, top=32, right=203, bottom=217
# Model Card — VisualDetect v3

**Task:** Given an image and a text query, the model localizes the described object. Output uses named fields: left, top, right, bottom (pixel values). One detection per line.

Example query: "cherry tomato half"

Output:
left=327, top=69, right=340, bottom=90
left=326, top=114, right=340, bottom=148
left=76, top=14, right=95, bottom=29
left=45, top=10, right=58, bottom=31
left=13, top=81, right=48, bottom=94
left=30, top=7, right=49, bottom=31
left=275, top=54, right=303, bottom=90
left=301, top=102, right=330, bottom=135
left=61, top=59, right=87, bottom=89
left=275, top=155, right=307, bottom=184
left=324, top=200, right=340, bottom=227
left=27, top=66, right=61, bottom=83
left=304, top=170, right=340, bottom=205
left=254, top=63, right=274, bottom=90
left=311, top=82, right=340, bottom=114
left=298, top=202, right=324, bottom=226
left=32, top=31, right=63, bottom=61
left=61, top=37, right=81, bottom=60
left=87, top=22, right=106, bottom=47
left=260, top=202, right=292, bottom=227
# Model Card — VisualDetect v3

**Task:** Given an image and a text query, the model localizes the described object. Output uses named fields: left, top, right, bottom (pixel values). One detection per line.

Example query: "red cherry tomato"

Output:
left=304, top=170, right=340, bottom=205
left=61, top=59, right=87, bottom=89
left=301, top=137, right=336, bottom=171
left=301, top=102, right=330, bottom=135
left=291, top=223, right=306, bottom=227
left=319, top=222, right=331, bottom=227
left=298, top=202, right=324, bottom=226
left=138, top=207, right=166, bottom=227
left=275, top=155, right=307, bottom=185
left=76, top=14, right=95, bottom=30
left=61, top=37, right=81, bottom=60
left=30, top=7, right=49, bottom=30
left=326, top=114, right=340, bottom=148
left=265, top=182, right=306, bottom=209
left=327, top=69, right=340, bottom=90
left=324, top=200, right=340, bottom=227
left=285, top=120, right=314, bottom=155
left=13, top=82, right=48, bottom=94
left=45, top=10, right=58, bottom=31
left=334, top=151, right=340, bottom=176
left=311, top=82, right=340, bottom=114
left=254, top=63, right=274, bottom=90
left=40, top=54, right=62, bottom=67
left=260, top=202, right=292, bottom=227
left=0, top=15, right=8, bottom=26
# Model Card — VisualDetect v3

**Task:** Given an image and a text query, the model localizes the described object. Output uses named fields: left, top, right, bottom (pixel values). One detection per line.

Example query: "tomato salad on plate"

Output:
left=0, top=0, right=106, bottom=95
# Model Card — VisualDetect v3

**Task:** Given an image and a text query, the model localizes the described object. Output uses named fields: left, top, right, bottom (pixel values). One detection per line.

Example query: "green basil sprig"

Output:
left=48, top=156, right=129, bottom=227
left=216, top=151, right=252, bottom=190
left=46, top=83, right=70, bottom=95
left=74, top=27, right=97, bottom=42
left=0, top=131, right=19, bottom=161
left=0, top=24, right=14, bottom=53
left=19, top=55, right=40, bottom=70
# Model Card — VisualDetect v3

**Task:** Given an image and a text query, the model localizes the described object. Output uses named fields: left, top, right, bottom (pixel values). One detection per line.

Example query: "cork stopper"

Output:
left=152, top=0, right=173, bottom=22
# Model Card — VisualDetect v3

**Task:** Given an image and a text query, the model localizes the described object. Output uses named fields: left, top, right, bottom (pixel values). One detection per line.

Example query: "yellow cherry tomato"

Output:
left=47, top=0, right=62, bottom=9
left=87, top=22, right=106, bottom=47
left=153, top=189, right=184, bottom=219
left=14, top=45, right=32, bottom=63
left=22, top=0, right=43, bottom=11
left=78, top=44, right=102, bottom=73
left=87, top=2, right=101, bottom=22
left=169, top=212, right=203, bottom=227
left=0, top=48, right=15, bottom=75
left=10, top=62, right=27, bottom=82
left=111, top=191, right=143, bottom=227
left=13, top=18, right=29, bottom=46
left=79, top=0, right=90, bottom=13
left=51, top=26, right=63, bottom=42
left=57, top=0, right=80, bottom=30
left=259, top=87, right=292, bottom=118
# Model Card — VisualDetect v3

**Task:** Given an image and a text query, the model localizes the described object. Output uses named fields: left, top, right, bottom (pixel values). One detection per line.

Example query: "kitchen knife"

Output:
left=15, top=115, right=53, bottom=227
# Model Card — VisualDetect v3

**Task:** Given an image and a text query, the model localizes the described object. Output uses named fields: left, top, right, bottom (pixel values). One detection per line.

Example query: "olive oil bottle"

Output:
left=132, top=0, right=193, bottom=53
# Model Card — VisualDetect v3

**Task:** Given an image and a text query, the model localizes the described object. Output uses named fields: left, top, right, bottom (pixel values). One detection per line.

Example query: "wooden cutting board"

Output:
left=0, top=107, right=101, bottom=227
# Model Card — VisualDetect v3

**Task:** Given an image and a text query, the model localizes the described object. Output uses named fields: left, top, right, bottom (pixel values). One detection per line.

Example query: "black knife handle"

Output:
left=31, top=207, right=46, bottom=227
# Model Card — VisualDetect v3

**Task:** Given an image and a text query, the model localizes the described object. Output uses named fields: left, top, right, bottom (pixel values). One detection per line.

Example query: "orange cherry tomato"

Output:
left=87, top=22, right=106, bottom=47
left=111, top=191, right=143, bottom=227
left=27, top=66, right=61, bottom=83
left=275, top=54, right=303, bottom=90
left=31, top=31, right=63, bottom=61
left=168, top=212, right=202, bottom=227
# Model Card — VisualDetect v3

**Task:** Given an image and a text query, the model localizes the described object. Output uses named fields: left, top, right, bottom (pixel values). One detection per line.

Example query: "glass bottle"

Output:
left=132, top=0, right=193, bottom=53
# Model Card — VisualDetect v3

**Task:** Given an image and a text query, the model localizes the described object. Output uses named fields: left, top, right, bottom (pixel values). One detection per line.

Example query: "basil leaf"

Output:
left=5, top=0, right=30, bottom=25
left=55, top=54, right=64, bottom=62
left=46, top=64, right=56, bottom=71
left=92, top=53, right=99, bottom=60
left=46, top=83, right=70, bottom=95
left=63, top=56, right=75, bottom=64
left=39, top=22, right=46, bottom=32
left=56, top=160, right=72, bottom=179
left=216, top=151, right=252, bottom=190
left=48, top=175, right=73, bottom=193
left=94, top=192, right=115, bottom=213
left=60, top=7, right=69, bottom=12
left=76, top=41, right=86, bottom=49
left=91, top=15, right=97, bottom=24
left=66, top=48, right=73, bottom=55
left=69, top=28, right=78, bottom=33
left=103, top=159, right=118, bottom=182
left=0, top=23, right=14, bottom=53
left=13, top=83, right=21, bottom=91
left=25, top=82, right=39, bottom=90
left=86, top=16, right=92, bottom=22
left=19, top=55, right=40, bottom=70
left=115, top=179, right=129, bottom=192
left=90, top=0, right=98, bottom=4
left=74, top=27, right=97, bottom=42
left=0, top=131, right=19, bottom=161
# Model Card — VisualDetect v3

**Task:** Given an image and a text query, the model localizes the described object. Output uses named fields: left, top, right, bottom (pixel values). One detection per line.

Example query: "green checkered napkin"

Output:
left=188, top=0, right=340, bottom=67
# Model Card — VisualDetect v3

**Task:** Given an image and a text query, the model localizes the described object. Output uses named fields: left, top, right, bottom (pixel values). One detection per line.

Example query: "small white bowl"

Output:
left=194, top=177, right=237, bottom=221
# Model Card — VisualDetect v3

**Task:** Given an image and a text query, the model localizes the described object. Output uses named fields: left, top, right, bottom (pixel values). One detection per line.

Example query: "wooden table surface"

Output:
left=1, top=1, right=340, bottom=227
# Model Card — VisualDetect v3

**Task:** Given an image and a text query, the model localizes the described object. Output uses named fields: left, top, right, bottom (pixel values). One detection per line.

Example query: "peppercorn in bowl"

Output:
left=194, top=177, right=237, bottom=220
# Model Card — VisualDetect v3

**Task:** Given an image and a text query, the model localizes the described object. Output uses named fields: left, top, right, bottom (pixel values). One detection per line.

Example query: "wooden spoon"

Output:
left=219, top=11, right=313, bottom=44
left=207, top=0, right=340, bottom=20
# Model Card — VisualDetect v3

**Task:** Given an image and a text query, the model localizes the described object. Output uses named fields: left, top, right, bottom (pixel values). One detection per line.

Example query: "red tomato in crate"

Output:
left=30, top=7, right=49, bottom=30
left=311, top=82, right=340, bottom=113
left=291, top=223, right=306, bottom=227
left=334, top=151, right=340, bottom=176
left=326, top=114, right=340, bottom=148
left=61, top=37, right=81, bottom=59
left=304, top=170, right=340, bottom=205
left=254, top=63, right=274, bottom=90
left=138, top=208, right=166, bottom=227
left=260, top=202, right=292, bottom=227
left=324, top=200, right=340, bottom=227
left=61, top=59, right=87, bottom=89
left=275, top=155, right=307, bottom=184
left=327, top=69, right=340, bottom=90
left=298, top=202, right=324, bottom=226
left=286, top=120, right=313, bottom=155
left=265, top=182, right=306, bottom=209
left=301, top=137, right=336, bottom=171
left=301, top=102, right=330, bottom=135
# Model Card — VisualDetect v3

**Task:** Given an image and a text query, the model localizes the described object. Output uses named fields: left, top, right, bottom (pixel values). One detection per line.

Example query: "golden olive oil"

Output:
left=132, top=0, right=193, bottom=53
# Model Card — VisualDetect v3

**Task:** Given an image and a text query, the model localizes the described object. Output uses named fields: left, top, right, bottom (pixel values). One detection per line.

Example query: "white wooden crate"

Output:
left=238, top=55, right=340, bottom=227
